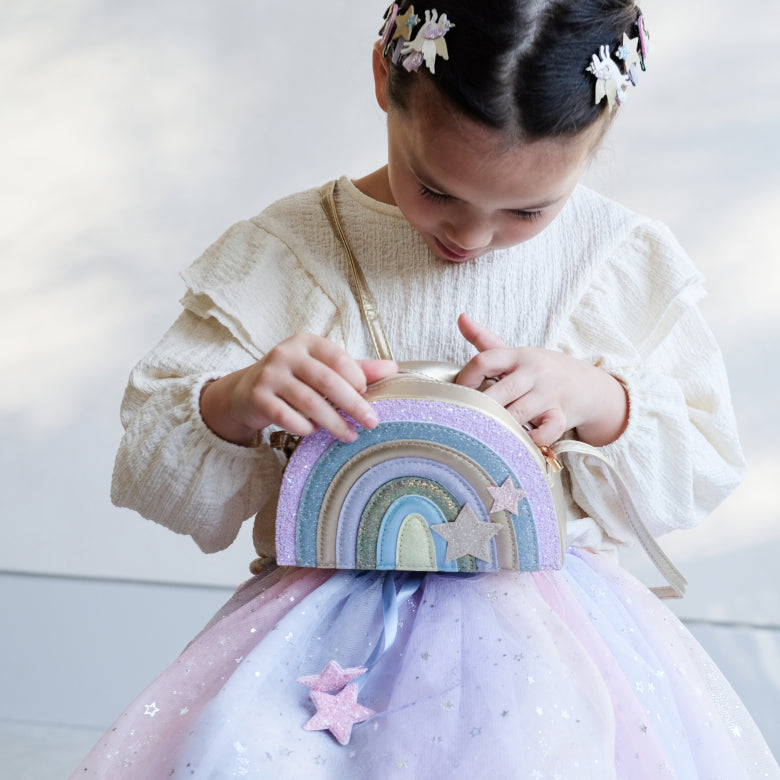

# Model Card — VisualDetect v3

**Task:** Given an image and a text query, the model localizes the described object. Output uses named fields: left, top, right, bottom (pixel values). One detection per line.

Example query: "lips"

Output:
left=433, top=237, right=480, bottom=262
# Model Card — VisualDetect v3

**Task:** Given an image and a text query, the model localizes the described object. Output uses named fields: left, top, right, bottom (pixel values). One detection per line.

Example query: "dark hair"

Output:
left=385, top=0, right=643, bottom=139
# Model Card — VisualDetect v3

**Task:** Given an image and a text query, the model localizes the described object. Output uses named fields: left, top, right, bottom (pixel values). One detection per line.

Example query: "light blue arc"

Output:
left=375, top=495, right=460, bottom=572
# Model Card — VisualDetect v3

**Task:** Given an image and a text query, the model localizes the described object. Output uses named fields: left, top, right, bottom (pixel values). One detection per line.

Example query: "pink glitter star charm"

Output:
left=303, top=682, right=375, bottom=745
left=487, top=476, right=527, bottom=515
left=297, top=660, right=367, bottom=693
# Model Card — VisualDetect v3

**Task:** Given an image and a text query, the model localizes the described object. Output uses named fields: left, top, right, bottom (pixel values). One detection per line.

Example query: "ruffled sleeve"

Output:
left=555, top=220, right=746, bottom=545
left=111, top=218, right=343, bottom=553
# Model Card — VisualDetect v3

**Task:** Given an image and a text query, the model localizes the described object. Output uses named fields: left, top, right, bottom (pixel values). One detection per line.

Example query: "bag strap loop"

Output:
left=552, top=440, right=686, bottom=598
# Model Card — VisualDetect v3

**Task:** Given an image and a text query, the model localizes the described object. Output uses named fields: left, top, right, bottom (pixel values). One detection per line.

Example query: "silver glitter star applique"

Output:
left=432, top=504, right=500, bottom=562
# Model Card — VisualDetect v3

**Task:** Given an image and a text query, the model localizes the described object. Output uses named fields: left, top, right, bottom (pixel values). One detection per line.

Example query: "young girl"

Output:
left=73, top=1, right=779, bottom=777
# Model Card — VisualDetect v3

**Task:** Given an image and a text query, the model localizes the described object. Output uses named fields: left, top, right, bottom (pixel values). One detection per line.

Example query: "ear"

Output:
left=372, top=40, right=391, bottom=113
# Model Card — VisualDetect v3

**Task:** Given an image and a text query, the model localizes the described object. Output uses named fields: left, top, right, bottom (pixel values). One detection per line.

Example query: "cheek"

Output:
left=495, top=219, right=548, bottom=248
left=388, top=171, right=417, bottom=211
left=500, top=204, right=568, bottom=246
left=395, top=190, right=440, bottom=230
left=410, top=199, right=442, bottom=227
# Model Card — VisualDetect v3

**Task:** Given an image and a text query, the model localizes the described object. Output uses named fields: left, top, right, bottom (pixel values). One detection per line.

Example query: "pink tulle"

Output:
left=71, top=553, right=779, bottom=779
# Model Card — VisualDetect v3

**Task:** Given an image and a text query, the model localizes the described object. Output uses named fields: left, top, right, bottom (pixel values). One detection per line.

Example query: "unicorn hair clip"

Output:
left=586, top=16, right=648, bottom=111
left=380, top=4, right=454, bottom=75
left=586, top=45, right=632, bottom=111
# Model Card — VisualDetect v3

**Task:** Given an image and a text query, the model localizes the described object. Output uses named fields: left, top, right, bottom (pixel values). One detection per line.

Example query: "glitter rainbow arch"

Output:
left=275, top=380, right=565, bottom=572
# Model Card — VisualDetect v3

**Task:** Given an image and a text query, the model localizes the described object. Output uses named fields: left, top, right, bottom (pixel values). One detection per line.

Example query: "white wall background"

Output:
left=1, top=0, right=779, bottom=765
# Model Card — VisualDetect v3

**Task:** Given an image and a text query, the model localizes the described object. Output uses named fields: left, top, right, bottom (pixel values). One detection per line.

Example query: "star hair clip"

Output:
left=379, top=4, right=455, bottom=74
left=586, top=15, right=649, bottom=112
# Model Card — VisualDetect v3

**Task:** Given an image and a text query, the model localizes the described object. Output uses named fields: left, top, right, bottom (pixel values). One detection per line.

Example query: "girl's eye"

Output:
left=418, top=183, right=543, bottom=223
left=418, top=184, right=451, bottom=204
left=512, top=210, right=544, bottom=222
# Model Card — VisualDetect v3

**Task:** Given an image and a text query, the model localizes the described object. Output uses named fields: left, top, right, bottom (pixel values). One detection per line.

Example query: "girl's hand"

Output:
left=200, top=334, right=397, bottom=446
left=455, top=314, right=628, bottom=448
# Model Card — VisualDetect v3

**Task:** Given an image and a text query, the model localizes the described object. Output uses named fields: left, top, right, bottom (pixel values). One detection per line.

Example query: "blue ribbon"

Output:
left=357, top=572, right=424, bottom=689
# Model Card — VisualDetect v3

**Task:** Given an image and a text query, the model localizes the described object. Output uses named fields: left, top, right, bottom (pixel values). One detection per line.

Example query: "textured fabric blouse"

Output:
left=111, top=177, right=745, bottom=563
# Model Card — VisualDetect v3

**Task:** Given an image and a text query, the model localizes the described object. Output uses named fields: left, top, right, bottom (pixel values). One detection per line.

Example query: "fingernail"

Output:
left=365, top=411, right=379, bottom=428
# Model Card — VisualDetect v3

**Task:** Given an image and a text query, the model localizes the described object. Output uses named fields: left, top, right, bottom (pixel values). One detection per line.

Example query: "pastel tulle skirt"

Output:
left=71, top=550, right=778, bottom=779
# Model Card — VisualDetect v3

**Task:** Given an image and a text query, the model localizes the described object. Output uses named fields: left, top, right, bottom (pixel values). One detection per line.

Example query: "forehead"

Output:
left=397, top=83, right=601, bottom=206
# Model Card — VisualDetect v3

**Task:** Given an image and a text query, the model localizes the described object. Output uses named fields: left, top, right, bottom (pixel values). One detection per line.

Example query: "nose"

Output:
left=443, top=216, right=493, bottom=251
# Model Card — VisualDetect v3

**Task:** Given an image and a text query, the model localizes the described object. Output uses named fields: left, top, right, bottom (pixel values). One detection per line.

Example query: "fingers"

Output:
left=504, top=394, right=567, bottom=447
left=456, top=336, right=571, bottom=446
left=260, top=376, right=363, bottom=443
left=299, top=358, right=394, bottom=439
left=280, top=357, right=396, bottom=442
left=457, top=346, right=527, bottom=391
left=457, top=325, right=616, bottom=448
left=456, top=315, right=517, bottom=389
left=232, top=336, right=392, bottom=444
left=525, top=409, right=567, bottom=448
left=457, top=313, right=508, bottom=352
left=277, top=340, right=380, bottom=440
left=358, top=359, right=398, bottom=386
left=302, top=337, right=370, bottom=394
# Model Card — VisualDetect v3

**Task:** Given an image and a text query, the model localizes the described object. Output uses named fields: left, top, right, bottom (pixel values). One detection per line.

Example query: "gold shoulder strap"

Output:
left=320, top=180, right=395, bottom=362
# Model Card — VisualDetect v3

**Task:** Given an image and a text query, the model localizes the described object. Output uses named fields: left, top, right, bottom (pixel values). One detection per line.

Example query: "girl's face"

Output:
left=366, top=51, right=604, bottom=264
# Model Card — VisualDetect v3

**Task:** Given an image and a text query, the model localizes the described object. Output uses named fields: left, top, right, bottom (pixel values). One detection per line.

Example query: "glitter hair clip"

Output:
left=586, top=15, right=649, bottom=112
left=379, top=4, right=454, bottom=75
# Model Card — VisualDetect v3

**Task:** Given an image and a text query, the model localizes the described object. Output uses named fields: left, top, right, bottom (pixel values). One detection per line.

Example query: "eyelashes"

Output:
left=418, top=183, right=450, bottom=204
left=417, top=184, right=544, bottom=222
left=512, top=209, right=543, bottom=222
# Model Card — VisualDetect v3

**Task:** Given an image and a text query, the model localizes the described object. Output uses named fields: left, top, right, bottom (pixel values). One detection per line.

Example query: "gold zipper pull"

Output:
left=539, top=445, right=563, bottom=473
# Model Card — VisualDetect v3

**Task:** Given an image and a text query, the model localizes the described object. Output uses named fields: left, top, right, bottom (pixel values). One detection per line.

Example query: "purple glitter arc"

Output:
left=277, top=425, right=338, bottom=564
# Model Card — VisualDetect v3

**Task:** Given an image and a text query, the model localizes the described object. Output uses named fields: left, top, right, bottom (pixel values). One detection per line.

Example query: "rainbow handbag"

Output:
left=273, top=182, right=686, bottom=597
left=276, top=361, right=566, bottom=573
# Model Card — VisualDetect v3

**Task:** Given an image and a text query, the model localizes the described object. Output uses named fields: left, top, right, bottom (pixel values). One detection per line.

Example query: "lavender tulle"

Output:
left=71, top=550, right=779, bottom=779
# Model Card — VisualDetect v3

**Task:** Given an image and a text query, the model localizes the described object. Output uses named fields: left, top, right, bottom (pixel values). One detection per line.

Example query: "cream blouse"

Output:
left=111, top=177, right=745, bottom=562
